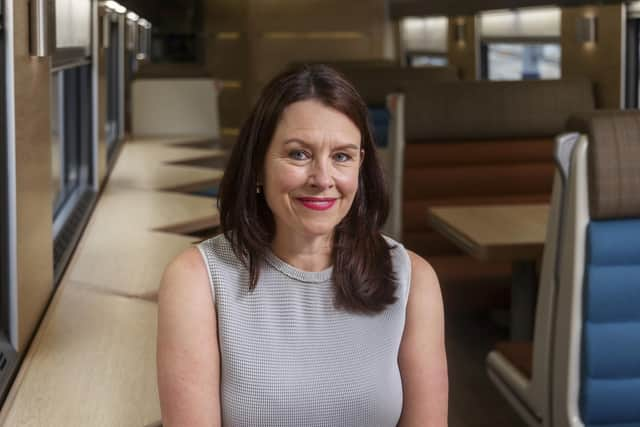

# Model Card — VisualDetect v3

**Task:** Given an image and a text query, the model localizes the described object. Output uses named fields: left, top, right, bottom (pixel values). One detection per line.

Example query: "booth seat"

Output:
left=486, top=132, right=580, bottom=426
left=401, top=79, right=595, bottom=302
left=343, top=66, right=458, bottom=105
left=489, top=110, right=640, bottom=427
left=403, top=138, right=555, bottom=258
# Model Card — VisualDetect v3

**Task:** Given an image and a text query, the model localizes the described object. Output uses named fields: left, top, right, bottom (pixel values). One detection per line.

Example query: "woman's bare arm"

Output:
left=397, top=250, right=448, bottom=427
left=157, top=247, right=222, bottom=427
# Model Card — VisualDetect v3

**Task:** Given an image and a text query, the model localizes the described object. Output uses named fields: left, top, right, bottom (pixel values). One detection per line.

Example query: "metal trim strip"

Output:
left=4, top=0, right=18, bottom=350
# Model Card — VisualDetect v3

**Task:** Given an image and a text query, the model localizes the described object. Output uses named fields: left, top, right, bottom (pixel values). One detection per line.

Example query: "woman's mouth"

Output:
left=296, top=197, right=337, bottom=211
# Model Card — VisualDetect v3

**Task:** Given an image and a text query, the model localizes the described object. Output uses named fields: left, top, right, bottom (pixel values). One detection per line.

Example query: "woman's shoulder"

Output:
left=162, top=233, right=237, bottom=292
left=379, top=234, right=440, bottom=300
left=160, top=246, right=211, bottom=299
left=157, top=246, right=216, bottom=333
left=197, top=233, right=240, bottom=266
left=405, top=249, right=441, bottom=306
left=406, top=249, right=437, bottom=277
left=380, top=234, right=412, bottom=275
left=380, top=234, right=436, bottom=279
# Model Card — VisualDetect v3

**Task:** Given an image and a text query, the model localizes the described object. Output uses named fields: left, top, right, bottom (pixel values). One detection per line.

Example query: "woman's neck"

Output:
left=270, top=232, right=333, bottom=272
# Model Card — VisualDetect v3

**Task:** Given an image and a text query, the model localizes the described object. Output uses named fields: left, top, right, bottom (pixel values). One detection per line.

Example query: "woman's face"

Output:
left=262, top=99, right=362, bottom=241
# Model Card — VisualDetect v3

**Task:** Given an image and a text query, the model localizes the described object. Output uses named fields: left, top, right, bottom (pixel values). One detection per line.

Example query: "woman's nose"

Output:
left=308, top=159, right=333, bottom=189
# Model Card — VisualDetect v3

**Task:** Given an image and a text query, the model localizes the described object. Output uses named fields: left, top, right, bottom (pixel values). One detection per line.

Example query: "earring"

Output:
left=256, top=184, right=262, bottom=194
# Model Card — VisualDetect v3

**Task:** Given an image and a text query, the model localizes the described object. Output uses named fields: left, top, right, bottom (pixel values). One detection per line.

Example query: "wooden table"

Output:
left=428, top=204, right=549, bottom=340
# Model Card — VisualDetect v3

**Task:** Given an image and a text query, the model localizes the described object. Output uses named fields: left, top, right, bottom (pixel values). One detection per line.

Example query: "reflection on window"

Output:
left=368, top=106, right=390, bottom=148
left=51, top=73, right=63, bottom=209
left=1, top=68, right=7, bottom=341
left=625, top=17, right=640, bottom=108
left=151, top=33, right=202, bottom=63
left=106, top=19, right=122, bottom=156
left=485, top=43, right=560, bottom=81
left=0, top=29, right=18, bottom=402
left=50, top=64, right=94, bottom=283
left=408, top=54, right=448, bottom=67
left=50, top=65, right=92, bottom=217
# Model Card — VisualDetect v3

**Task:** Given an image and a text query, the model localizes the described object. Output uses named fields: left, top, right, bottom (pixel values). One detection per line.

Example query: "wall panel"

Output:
left=203, top=0, right=391, bottom=143
left=561, top=4, right=624, bottom=108
left=447, top=16, right=476, bottom=80
left=251, top=36, right=375, bottom=88
left=12, top=0, right=54, bottom=351
left=96, top=8, right=108, bottom=185
left=248, top=0, right=388, bottom=93
left=204, top=34, right=249, bottom=77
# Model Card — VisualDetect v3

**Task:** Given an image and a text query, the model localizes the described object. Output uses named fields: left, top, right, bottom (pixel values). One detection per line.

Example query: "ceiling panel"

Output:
left=119, top=0, right=202, bottom=32
left=389, top=0, right=623, bottom=18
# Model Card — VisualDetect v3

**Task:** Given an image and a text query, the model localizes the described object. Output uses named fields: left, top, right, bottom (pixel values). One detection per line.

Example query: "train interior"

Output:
left=1, top=0, right=639, bottom=425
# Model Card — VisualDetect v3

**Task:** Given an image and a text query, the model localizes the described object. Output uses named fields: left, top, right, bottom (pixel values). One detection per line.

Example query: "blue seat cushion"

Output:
left=191, top=186, right=218, bottom=198
left=581, top=220, right=640, bottom=426
left=367, top=105, right=390, bottom=148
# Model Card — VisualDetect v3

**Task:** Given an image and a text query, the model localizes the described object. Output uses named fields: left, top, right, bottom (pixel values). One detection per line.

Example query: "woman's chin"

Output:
left=298, top=222, right=338, bottom=239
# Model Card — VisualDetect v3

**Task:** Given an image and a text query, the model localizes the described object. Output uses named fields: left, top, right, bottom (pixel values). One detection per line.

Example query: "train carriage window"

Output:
left=479, top=7, right=561, bottom=81
left=0, top=8, right=18, bottom=404
left=51, top=71, right=64, bottom=208
left=50, top=64, right=95, bottom=283
left=626, top=4, right=640, bottom=108
left=106, top=15, right=123, bottom=158
left=406, top=53, right=448, bottom=67
left=482, top=43, right=560, bottom=81
left=400, top=16, right=448, bottom=67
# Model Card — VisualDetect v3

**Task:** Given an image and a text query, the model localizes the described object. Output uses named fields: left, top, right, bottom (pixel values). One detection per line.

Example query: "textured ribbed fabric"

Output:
left=197, top=234, right=412, bottom=427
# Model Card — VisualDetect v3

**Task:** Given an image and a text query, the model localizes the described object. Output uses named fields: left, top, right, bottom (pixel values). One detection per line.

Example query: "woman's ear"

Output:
left=256, top=172, right=264, bottom=194
left=360, top=148, right=365, bottom=166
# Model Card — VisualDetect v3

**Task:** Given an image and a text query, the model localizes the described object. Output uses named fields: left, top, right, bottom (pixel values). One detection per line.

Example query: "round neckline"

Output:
left=264, top=249, right=333, bottom=283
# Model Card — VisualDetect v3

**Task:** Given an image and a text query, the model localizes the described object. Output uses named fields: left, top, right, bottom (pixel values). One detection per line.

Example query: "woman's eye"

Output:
left=334, top=152, right=352, bottom=162
left=288, top=150, right=309, bottom=161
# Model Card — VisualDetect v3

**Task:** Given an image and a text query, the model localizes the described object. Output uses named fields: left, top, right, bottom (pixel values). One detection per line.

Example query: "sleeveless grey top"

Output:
left=197, top=234, right=412, bottom=427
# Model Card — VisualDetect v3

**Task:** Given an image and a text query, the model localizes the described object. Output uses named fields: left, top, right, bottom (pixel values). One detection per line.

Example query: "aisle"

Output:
left=0, top=136, right=228, bottom=427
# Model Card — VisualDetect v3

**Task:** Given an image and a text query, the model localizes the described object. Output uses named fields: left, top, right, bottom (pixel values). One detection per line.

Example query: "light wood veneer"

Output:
left=428, top=204, right=549, bottom=262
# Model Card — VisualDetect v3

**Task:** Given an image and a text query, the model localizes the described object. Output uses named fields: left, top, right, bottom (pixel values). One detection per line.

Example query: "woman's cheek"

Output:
left=336, top=169, right=360, bottom=193
left=275, top=166, right=308, bottom=192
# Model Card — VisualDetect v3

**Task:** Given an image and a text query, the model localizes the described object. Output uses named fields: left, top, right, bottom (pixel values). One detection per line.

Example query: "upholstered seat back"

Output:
left=405, top=78, right=595, bottom=141
left=577, top=112, right=640, bottom=426
left=343, top=66, right=458, bottom=105
left=554, top=111, right=640, bottom=427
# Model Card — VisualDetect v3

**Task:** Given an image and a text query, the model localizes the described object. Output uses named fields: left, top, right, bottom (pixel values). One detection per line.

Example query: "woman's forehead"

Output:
left=275, top=100, right=361, bottom=141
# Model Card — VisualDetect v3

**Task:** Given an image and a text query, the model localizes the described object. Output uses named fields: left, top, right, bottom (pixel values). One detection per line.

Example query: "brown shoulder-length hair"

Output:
left=218, top=64, right=397, bottom=314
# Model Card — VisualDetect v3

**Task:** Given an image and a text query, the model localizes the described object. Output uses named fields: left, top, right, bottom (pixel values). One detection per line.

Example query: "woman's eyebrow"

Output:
left=334, top=143, right=360, bottom=151
left=283, top=138, right=309, bottom=146
left=283, top=139, right=360, bottom=151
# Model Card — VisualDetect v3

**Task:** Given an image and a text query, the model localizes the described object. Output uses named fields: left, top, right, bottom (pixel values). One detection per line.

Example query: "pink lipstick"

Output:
left=297, top=197, right=337, bottom=211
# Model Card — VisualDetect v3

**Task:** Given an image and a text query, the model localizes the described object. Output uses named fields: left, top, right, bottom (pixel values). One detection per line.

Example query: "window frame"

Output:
left=51, top=65, right=93, bottom=219
left=106, top=16, right=123, bottom=159
left=50, top=64, right=96, bottom=283
left=625, top=17, right=640, bottom=108
left=0, top=12, right=19, bottom=406
left=0, top=25, right=9, bottom=336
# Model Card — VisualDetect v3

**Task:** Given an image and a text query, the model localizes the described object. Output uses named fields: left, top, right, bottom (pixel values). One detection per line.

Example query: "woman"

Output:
left=157, top=65, right=448, bottom=426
